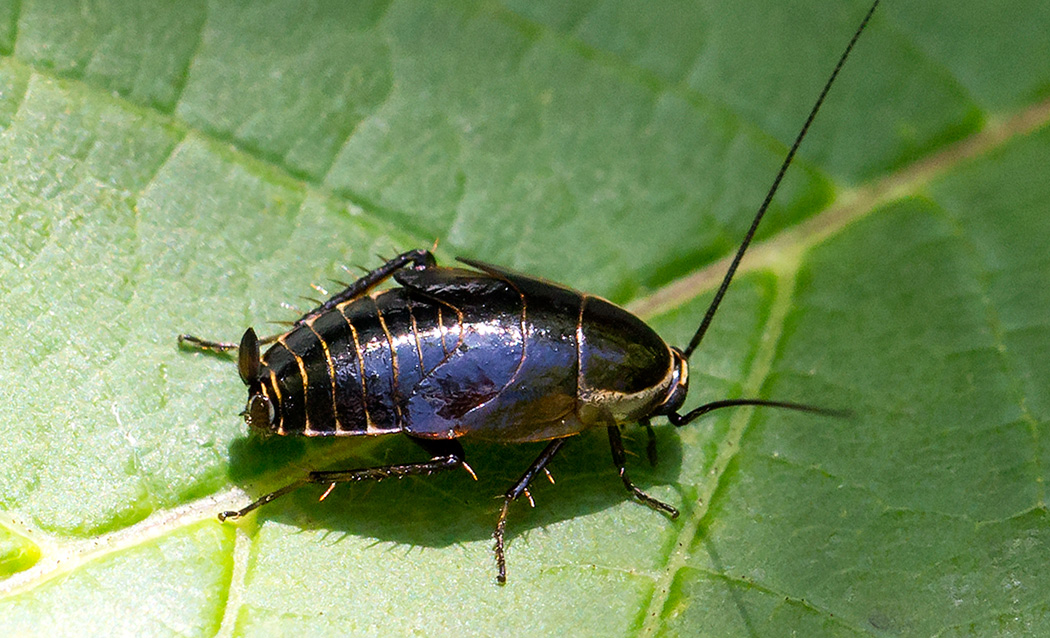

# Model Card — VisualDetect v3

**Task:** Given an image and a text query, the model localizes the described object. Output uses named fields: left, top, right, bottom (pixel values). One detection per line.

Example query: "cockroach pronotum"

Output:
left=180, top=0, right=880, bottom=584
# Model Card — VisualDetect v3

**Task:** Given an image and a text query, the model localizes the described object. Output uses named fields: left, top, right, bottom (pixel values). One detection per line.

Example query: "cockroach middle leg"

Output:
left=218, top=437, right=470, bottom=521
left=494, top=438, right=567, bottom=584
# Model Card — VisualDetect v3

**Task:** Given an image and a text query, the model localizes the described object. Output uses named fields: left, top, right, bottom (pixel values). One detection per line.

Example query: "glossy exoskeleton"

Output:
left=180, top=0, right=879, bottom=584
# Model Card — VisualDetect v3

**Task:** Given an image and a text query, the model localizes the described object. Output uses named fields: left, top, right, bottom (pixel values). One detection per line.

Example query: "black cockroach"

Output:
left=180, top=1, right=880, bottom=583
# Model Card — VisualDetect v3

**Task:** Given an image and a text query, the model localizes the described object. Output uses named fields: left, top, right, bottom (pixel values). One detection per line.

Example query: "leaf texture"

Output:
left=1, top=1, right=1049, bottom=636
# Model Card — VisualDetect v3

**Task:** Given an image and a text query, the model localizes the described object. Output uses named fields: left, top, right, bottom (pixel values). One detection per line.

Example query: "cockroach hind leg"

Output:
left=293, top=249, right=438, bottom=325
left=220, top=439, right=466, bottom=524
left=178, top=331, right=282, bottom=353
left=177, top=333, right=237, bottom=352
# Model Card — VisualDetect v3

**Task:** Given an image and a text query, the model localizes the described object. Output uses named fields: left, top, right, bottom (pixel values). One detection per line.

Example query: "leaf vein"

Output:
left=639, top=260, right=802, bottom=636
left=168, top=1, right=209, bottom=115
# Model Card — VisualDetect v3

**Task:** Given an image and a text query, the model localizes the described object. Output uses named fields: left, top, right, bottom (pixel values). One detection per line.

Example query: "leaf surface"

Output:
left=2, top=1, right=1049, bottom=636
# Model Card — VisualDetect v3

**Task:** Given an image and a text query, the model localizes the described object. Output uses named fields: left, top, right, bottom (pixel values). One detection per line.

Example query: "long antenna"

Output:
left=683, top=0, right=880, bottom=359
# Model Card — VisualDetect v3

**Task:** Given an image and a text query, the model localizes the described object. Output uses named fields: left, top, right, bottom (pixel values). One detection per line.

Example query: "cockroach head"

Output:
left=653, top=347, right=689, bottom=417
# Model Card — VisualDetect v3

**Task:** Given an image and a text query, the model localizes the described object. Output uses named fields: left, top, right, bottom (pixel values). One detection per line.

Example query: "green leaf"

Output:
left=2, top=0, right=1049, bottom=636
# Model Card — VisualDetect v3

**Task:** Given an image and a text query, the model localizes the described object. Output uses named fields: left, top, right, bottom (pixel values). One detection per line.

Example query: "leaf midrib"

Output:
left=638, top=246, right=802, bottom=636
left=628, top=97, right=1050, bottom=318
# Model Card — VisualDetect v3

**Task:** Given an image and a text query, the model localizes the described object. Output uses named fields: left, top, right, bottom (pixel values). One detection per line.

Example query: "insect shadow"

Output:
left=223, top=423, right=684, bottom=548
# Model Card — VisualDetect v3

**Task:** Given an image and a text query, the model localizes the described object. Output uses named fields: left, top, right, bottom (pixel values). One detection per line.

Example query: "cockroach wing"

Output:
left=397, top=264, right=594, bottom=442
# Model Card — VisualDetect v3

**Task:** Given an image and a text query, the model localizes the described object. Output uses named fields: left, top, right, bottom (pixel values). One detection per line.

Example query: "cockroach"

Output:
left=180, top=0, right=880, bottom=584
